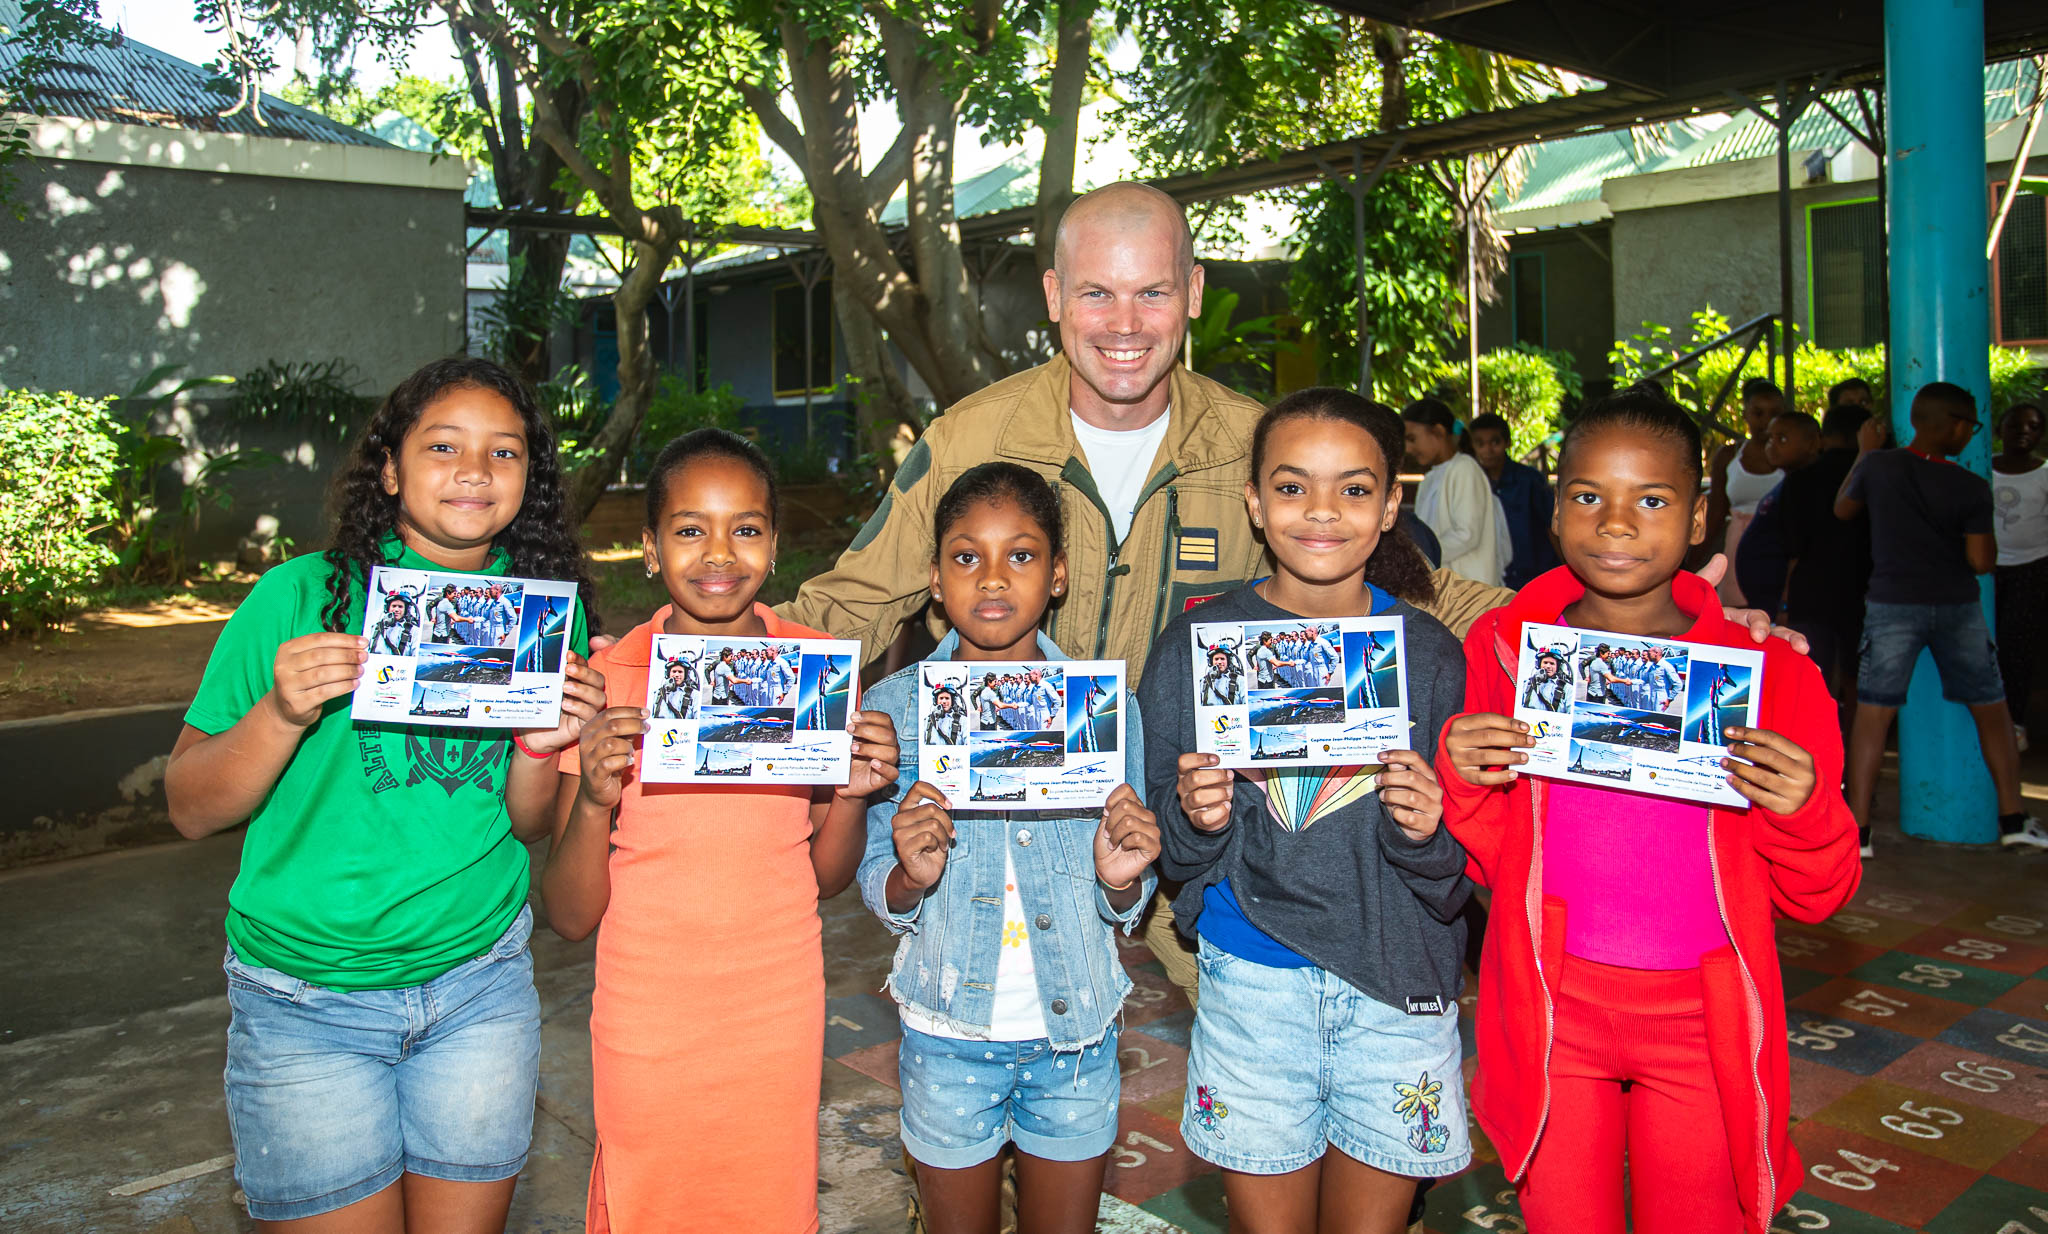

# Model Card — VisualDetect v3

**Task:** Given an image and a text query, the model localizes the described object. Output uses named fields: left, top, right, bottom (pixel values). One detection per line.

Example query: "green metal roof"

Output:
left=1495, top=59, right=2041, bottom=217
left=1492, top=120, right=1714, bottom=211
left=1667, top=60, right=2035, bottom=169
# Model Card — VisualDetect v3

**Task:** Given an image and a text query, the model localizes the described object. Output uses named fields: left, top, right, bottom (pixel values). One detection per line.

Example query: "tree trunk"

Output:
left=764, top=10, right=1005, bottom=416
left=1033, top=0, right=1092, bottom=274
left=832, top=276, right=920, bottom=470
left=566, top=239, right=673, bottom=522
left=1370, top=24, right=1410, bottom=129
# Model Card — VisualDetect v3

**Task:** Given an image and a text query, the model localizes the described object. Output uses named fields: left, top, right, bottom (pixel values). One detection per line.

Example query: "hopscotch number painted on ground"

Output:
left=1809, top=1148, right=1899, bottom=1192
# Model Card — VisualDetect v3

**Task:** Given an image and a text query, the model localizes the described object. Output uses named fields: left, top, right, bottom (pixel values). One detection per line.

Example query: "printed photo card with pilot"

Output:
left=1191, top=616, right=1409, bottom=769
left=915, top=660, right=1126, bottom=810
left=639, top=634, right=860, bottom=784
left=351, top=565, right=580, bottom=729
left=1512, top=622, right=1765, bottom=807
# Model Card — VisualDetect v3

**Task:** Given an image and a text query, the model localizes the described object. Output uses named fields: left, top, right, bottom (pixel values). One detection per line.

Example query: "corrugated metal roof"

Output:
left=1492, top=119, right=1716, bottom=211
left=0, top=0, right=393, bottom=148
left=877, top=151, right=1038, bottom=228
left=1496, top=59, right=2041, bottom=217
left=1663, top=61, right=2033, bottom=168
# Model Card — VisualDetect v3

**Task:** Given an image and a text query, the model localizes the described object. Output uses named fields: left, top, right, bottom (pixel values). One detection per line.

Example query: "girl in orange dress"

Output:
left=544, top=428, right=901, bottom=1233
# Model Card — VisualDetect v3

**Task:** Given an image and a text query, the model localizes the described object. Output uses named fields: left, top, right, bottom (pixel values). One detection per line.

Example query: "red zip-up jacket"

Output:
left=1437, top=567, right=1861, bottom=1234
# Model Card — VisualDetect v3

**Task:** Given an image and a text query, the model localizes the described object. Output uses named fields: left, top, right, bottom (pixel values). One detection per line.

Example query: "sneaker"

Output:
left=1859, top=824, right=1874, bottom=860
left=2000, top=815, right=2048, bottom=850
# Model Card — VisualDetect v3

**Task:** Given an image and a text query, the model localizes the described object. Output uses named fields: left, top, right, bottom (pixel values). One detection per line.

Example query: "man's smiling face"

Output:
left=1043, top=184, right=1203, bottom=428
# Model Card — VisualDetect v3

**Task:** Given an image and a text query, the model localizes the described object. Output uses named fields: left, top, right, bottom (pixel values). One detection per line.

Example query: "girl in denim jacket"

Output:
left=859, top=463, right=1161, bottom=1234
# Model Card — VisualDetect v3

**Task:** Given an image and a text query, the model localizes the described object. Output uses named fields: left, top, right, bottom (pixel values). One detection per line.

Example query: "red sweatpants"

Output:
left=1514, top=954, right=1744, bottom=1234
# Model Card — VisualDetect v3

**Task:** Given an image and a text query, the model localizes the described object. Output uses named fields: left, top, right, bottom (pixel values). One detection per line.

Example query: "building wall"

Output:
left=0, top=157, right=465, bottom=397
left=1608, top=181, right=1876, bottom=346
left=0, top=142, right=465, bottom=557
left=1477, top=224, right=1616, bottom=384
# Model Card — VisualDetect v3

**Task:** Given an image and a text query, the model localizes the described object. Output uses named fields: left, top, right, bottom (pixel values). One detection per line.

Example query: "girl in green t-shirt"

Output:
left=167, top=356, right=608, bottom=1230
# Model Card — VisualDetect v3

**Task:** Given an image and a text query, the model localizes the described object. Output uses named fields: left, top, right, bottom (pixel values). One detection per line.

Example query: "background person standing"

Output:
left=1402, top=398, right=1509, bottom=586
left=1468, top=411, right=1558, bottom=588
left=1993, top=401, right=2048, bottom=753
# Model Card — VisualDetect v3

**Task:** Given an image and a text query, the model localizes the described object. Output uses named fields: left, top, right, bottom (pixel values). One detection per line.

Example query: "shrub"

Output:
left=1611, top=308, right=2039, bottom=424
left=1420, top=345, right=1581, bottom=463
left=0, top=390, right=121, bottom=636
left=233, top=357, right=373, bottom=430
left=625, top=378, right=744, bottom=481
left=1991, top=347, right=2045, bottom=412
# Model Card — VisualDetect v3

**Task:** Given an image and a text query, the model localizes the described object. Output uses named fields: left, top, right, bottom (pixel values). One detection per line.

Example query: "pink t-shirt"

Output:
left=1542, top=781, right=1730, bottom=969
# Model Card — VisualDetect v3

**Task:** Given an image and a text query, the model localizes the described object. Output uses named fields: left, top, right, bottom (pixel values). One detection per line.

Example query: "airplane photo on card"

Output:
left=351, top=565, right=578, bottom=730
left=639, top=633, right=861, bottom=785
left=916, top=659, right=1125, bottom=811
left=1191, top=615, right=1409, bottom=769
left=1511, top=622, right=1764, bottom=808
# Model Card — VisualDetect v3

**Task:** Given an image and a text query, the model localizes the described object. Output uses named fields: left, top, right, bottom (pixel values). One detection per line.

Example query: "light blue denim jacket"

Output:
left=858, top=630, right=1155, bottom=1051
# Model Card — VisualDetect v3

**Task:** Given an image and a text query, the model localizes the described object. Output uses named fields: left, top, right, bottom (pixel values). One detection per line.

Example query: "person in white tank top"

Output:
left=1707, top=378, right=1787, bottom=605
left=1994, top=402, right=2048, bottom=751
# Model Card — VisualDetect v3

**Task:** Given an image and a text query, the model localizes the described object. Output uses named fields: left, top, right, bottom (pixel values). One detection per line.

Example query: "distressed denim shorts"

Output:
left=221, top=905, right=541, bottom=1221
left=1180, top=936, right=1470, bottom=1178
left=897, top=1020, right=1122, bottom=1169
left=1858, top=599, right=2005, bottom=708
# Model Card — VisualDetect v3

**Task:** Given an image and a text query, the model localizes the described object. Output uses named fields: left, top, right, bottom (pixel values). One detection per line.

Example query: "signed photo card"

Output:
left=352, top=565, right=578, bottom=728
left=915, top=660, right=1126, bottom=810
left=640, top=635, right=859, bottom=784
left=1512, top=622, right=1764, bottom=807
left=1191, top=616, right=1409, bottom=769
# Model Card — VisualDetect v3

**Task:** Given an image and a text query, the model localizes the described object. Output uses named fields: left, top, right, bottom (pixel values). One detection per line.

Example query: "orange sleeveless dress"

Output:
left=560, top=605, right=824, bottom=1234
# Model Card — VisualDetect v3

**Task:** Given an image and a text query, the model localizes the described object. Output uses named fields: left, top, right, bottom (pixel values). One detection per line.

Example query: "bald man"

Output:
left=780, top=181, right=1277, bottom=674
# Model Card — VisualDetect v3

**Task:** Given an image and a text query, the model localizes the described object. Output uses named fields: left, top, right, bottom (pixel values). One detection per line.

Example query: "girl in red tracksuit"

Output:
left=1438, top=388, right=1861, bottom=1234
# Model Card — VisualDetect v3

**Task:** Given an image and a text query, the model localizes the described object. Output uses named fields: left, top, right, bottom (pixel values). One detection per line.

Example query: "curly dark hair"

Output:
left=319, top=355, right=601, bottom=636
left=932, top=462, right=1065, bottom=558
left=1252, top=387, right=1436, bottom=607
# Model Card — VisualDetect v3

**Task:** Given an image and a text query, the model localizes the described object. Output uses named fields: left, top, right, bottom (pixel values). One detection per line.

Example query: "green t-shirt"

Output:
left=186, top=539, right=588, bottom=990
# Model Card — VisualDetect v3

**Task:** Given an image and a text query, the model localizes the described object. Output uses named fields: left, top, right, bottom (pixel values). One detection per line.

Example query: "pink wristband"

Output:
left=511, top=733, right=551, bottom=760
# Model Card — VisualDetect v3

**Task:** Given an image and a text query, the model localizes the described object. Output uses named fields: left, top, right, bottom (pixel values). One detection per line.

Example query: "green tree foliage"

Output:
left=0, top=389, right=120, bottom=635
left=1287, top=171, right=1462, bottom=397
left=1423, top=345, right=1581, bottom=462
left=1187, top=287, right=1293, bottom=395
left=1609, top=308, right=2045, bottom=431
left=1112, top=4, right=1557, bottom=394
left=279, top=72, right=485, bottom=157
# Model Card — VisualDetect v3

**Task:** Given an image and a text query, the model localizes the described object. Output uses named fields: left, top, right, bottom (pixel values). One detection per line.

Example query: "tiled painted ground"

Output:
left=829, top=849, right=2048, bottom=1233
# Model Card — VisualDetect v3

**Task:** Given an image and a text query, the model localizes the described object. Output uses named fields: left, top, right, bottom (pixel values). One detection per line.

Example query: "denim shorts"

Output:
left=896, top=1020, right=1121, bottom=1169
left=222, top=905, right=541, bottom=1221
left=1858, top=599, right=2005, bottom=707
left=1181, top=937, right=1470, bottom=1178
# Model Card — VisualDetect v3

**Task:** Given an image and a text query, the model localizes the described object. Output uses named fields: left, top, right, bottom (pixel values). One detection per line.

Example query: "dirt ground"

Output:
left=0, top=528, right=857, bottom=723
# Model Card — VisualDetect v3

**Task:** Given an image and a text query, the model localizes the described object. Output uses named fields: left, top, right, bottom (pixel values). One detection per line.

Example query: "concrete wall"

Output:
left=1608, top=180, right=1878, bottom=344
left=0, top=144, right=466, bottom=399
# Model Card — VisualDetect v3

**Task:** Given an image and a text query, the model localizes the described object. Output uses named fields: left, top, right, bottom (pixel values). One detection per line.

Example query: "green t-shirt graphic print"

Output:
left=186, top=540, right=588, bottom=990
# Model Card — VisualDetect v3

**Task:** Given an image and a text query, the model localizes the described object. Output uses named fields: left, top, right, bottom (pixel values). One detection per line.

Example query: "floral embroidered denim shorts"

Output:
left=896, top=1021, right=1122, bottom=1169
left=1181, top=936, right=1471, bottom=1177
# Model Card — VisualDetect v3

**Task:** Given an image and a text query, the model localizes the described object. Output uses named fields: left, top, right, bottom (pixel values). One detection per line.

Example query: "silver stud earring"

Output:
left=769, top=559, right=778, bottom=574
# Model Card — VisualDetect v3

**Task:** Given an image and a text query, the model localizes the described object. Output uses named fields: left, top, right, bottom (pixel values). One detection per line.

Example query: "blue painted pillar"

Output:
left=1886, top=0, right=1997, bottom=843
